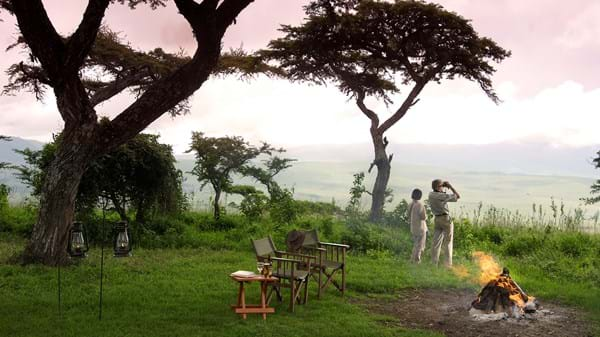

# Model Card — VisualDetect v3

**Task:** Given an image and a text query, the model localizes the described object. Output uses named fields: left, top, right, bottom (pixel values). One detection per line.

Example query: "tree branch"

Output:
left=88, top=69, right=151, bottom=106
left=216, top=0, right=254, bottom=35
left=10, top=0, right=65, bottom=83
left=355, top=90, right=380, bottom=130
left=65, top=0, right=110, bottom=73
left=378, top=80, right=427, bottom=134
left=103, top=0, right=251, bottom=149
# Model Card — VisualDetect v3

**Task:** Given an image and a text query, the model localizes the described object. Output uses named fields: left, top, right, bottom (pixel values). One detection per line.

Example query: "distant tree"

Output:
left=187, top=132, right=276, bottom=220
left=16, top=133, right=184, bottom=223
left=240, top=155, right=296, bottom=200
left=0, top=0, right=267, bottom=265
left=583, top=151, right=600, bottom=205
left=261, top=0, right=510, bottom=222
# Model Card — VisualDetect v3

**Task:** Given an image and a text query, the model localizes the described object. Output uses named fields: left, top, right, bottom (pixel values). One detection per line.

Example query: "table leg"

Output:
left=260, top=281, right=267, bottom=320
left=237, top=282, right=243, bottom=307
left=240, top=282, right=247, bottom=320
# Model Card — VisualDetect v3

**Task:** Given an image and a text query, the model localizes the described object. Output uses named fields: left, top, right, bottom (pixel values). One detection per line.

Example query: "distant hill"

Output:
left=284, top=142, right=599, bottom=178
left=1, top=137, right=598, bottom=216
left=0, top=137, right=44, bottom=166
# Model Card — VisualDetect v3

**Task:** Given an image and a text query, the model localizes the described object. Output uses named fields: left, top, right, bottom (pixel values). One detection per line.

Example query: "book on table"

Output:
left=231, top=270, right=258, bottom=278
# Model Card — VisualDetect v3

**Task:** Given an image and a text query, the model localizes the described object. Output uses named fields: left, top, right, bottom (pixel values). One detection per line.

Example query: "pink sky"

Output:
left=0, top=0, right=599, bottom=151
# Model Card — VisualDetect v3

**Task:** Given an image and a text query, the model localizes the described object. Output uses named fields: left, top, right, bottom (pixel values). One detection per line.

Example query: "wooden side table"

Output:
left=230, top=274, right=278, bottom=320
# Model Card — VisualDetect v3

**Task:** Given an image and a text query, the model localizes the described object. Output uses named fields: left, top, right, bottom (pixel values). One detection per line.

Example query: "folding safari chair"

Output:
left=300, top=229, right=350, bottom=298
left=251, top=236, right=314, bottom=312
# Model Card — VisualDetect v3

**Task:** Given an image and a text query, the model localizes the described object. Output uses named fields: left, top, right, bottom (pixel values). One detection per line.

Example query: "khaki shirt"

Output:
left=408, top=200, right=427, bottom=234
left=428, top=191, right=458, bottom=216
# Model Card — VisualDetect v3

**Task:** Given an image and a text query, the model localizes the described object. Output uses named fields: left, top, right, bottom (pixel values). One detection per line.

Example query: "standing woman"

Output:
left=408, top=189, right=428, bottom=263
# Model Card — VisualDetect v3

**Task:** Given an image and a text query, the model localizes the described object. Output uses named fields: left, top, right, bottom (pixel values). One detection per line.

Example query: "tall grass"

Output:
left=455, top=199, right=599, bottom=233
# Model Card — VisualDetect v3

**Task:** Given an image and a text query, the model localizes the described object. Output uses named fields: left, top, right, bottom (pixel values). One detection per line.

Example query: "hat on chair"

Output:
left=286, top=230, right=305, bottom=252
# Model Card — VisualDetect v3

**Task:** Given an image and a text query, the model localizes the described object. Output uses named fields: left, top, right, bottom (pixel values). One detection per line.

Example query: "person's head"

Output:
left=411, top=188, right=422, bottom=200
left=432, top=179, right=444, bottom=192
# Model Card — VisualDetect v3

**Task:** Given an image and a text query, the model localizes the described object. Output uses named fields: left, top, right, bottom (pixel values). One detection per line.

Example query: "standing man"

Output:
left=429, top=179, right=460, bottom=267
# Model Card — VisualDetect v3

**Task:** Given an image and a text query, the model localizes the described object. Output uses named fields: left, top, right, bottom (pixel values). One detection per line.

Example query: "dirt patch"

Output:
left=355, top=288, right=593, bottom=337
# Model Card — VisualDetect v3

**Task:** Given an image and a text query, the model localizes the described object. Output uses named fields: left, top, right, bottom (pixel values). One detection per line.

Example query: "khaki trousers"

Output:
left=431, top=215, right=453, bottom=267
left=411, top=230, right=427, bottom=263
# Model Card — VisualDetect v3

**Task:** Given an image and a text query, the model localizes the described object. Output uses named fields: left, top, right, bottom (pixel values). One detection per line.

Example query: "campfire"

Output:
left=470, top=252, right=539, bottom=318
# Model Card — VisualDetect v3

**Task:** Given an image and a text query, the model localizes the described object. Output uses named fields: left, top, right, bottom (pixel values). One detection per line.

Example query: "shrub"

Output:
left=501, top=235, right=540, bottom=257
left=554, top=233, right=591, bottom=258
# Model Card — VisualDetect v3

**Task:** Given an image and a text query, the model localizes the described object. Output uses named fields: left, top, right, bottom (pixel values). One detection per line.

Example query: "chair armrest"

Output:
left=274, top=250, right=316, bottom=260
left=303, top=246, right=326, bottom=252
left=319, top=242, right=350, bottom=249
left=271, top=257, right=312, bottom=271
left=270, top=256, right=301, bottom=264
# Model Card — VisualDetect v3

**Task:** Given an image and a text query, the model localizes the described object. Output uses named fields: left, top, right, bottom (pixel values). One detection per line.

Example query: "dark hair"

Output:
left=411, top=188, right=422, bottom=200
left=432, top=179, right=443, bottom=191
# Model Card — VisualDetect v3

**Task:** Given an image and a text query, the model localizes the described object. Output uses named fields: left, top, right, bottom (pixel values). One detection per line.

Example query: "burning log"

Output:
left=471, top=267, right=538, bottom=317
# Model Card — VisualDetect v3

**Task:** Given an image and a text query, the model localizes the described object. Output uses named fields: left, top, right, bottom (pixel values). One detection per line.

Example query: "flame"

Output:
left=471, top=251, right=536, bottom=311
left=472, top=251, right=502, bottom=285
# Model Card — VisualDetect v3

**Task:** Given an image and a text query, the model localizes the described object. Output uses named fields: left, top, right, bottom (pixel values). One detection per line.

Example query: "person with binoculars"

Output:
left=428, top=179, right=460, bottom=267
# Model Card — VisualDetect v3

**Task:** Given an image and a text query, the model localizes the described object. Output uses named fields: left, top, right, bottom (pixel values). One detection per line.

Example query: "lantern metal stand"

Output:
left=57, top=262, right=61, bottom=317
left=64, top=221, right=89, bottom=317
left=61, top=199, right=133, bottom=321
left=99, top=199, right=107, bottom=320
left=99, top=199, right=132, bottom=320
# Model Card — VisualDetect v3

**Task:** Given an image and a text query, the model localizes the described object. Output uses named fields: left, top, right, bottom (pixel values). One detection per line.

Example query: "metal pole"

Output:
left=99, top=200, right=106, bottom=321
left=58, top=263, right=61, bottom=318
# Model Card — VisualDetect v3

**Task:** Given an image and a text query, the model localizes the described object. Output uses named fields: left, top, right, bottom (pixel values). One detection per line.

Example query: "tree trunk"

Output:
left=134, top=198, right=147, bottom=225
left=110, top=193, right=129, bottom=222
left=213, top=187, right=222, bottom=220
left=22, top=129, right=96, bottom=266
left=368, top=132, right=392, bottom=223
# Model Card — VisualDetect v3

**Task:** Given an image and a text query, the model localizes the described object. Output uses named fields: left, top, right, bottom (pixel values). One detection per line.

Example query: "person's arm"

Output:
left=445, top=182, right=460, bottom=199
left=419, top=203, right=427, bottom=220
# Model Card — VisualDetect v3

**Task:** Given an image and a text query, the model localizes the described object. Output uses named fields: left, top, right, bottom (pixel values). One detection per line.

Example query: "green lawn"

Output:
left=0, top=237, right=449, bottom=337
left=1, top=234, right=599, bottom=337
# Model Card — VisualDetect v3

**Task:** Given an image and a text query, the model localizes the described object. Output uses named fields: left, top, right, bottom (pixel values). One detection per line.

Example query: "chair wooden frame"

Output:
left=251, top=236, right=314, bottom=312
left=300, top=229, right=350, bottom=298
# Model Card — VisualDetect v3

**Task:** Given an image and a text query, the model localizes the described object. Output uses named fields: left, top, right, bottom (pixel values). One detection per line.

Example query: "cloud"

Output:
left=556, top=2, right=600, bottom=49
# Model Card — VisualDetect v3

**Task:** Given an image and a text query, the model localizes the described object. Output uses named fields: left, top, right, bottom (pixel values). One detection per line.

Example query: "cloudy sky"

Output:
left=0, top=0, right=599, bottom=154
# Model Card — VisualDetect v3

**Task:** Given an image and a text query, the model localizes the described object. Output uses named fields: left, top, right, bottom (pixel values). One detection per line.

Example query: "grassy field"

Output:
left=1, top=224, right=599, bottom=337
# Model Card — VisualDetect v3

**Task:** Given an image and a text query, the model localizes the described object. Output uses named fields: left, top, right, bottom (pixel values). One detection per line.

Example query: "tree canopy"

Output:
left=16, top=133, right=184, bottom=223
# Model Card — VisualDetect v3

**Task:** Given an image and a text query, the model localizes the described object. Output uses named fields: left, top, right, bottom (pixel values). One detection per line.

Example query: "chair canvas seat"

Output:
left=317, top=260, right=343, bottom=270
left=273, top=270, right=309, bottom=281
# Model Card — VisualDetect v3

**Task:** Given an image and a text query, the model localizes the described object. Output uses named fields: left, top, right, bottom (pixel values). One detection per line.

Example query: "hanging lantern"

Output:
left=67, top=221, right=89, bottom=258
left=113, top=221, right=132, bottom=257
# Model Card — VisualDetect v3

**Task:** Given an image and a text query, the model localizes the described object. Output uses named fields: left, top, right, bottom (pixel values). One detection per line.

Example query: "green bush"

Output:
left=453, top=218, right=476, bottom=257
left=501, top=235, right=541, bottom=257
left=554, top=233, right=591, bottom=258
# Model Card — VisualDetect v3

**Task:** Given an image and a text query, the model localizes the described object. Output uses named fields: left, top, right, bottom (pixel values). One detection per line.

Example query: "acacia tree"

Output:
left=0, top=0, right=262, bottom=265
left=240, top=155, right=295, bottom=200
left=187, top=132, right=276, bottom=219
left=261, top=0, right=510, bottom=222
